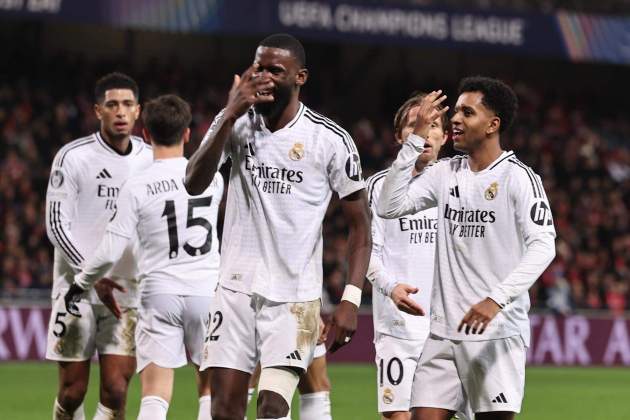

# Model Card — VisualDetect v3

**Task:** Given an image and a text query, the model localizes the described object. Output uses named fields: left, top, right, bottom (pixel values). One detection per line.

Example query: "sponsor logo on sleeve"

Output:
left=345, top=153, right=362, bottom=181
left=530, top=201, right=553, bottom=226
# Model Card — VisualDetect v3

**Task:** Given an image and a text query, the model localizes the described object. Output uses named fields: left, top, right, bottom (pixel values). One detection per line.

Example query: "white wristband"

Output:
left=341, top=284, right=362, bottom=308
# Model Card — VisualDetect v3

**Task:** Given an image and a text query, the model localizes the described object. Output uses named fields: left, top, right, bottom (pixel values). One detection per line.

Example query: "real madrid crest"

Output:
left=382, top=387, right=395, bottom=404
left=485, top=182, right=498, bottom=200
left=289, top=142, right=305, bottom=161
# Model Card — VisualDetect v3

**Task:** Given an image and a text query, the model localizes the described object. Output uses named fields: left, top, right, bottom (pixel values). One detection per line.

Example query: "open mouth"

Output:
left=452, top=128, right=463, bottom=141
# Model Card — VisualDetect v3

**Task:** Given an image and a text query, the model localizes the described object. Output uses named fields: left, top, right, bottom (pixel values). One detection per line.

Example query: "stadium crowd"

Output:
left=0, top=55, right=628, bottom=314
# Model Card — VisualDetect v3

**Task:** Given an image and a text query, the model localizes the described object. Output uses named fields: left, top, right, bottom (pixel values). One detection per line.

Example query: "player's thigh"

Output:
left=135, top=294, right=188, bottom=373
left=410, top=335, right=466, bottom=414
left=93, top=304, right=137, bottom=358
left=257, top=297, right=320, bottom=373
left=298, top=350, right=330, bottom=394
left=46, top=296, right=96, bottom=362
left=375, top=334, right=422, bottom=414
left=203, top=286, right=257, bottom=374
left=182, top=295, right=214, bottom=367
left=456, top=336, right=525, bottom=414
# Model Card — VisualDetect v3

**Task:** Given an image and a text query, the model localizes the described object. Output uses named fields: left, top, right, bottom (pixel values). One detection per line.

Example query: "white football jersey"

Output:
left=45, top=132, right=153, bottom=307
left=105, top=157, right=223, bottom=296
left=367, top=169, right=435, bottom=341
left=203, top=103, right=365, bottom=302
left=378, top=138, right=556, bottom=346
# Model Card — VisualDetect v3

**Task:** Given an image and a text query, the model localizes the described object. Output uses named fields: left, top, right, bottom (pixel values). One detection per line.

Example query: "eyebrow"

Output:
left=455, top=105, right=475, bottom=113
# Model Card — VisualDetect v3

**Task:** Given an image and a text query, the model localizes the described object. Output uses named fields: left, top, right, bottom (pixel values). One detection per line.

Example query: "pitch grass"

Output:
left=1, top=363, right=629, bottom=419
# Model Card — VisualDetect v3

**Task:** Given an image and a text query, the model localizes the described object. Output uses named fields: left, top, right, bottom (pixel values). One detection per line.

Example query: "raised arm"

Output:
left=377, top=91, right=448, bottom=219
left=185, top=65, right=274, bottom=195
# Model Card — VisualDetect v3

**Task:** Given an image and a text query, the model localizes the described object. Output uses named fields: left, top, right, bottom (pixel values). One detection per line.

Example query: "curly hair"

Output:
left=458, top=76, right=518, bottom=133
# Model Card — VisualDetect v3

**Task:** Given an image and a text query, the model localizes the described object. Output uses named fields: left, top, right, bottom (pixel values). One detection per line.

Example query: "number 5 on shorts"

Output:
left=53, top=312, right=67, bottom=338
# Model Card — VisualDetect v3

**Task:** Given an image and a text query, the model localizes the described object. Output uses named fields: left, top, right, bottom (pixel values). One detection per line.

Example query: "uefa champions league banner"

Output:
left=1, top=0, right=629, bottom=65
left=1, top=307, right=630, bottom=365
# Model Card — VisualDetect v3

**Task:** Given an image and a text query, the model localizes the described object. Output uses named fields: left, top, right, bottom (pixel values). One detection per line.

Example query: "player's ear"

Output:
left=182, top=128, right=191, bottom=144
left=94, top=103, right=102, bottom=120
left=133, top=103, right=141, bottom=121
left=486, top=116, right=500, bottom=135
left=296, top=68, right=308, bottom=87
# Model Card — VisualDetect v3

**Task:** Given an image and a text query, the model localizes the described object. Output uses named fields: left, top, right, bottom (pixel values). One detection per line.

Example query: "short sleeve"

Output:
left=510, top=168, right=556, bottom=244
left=326, top=130, right=365, bottom=198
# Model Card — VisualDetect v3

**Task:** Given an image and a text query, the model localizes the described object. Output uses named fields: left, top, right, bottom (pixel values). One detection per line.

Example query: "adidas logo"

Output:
left=491, top=392, right=508, bottom=403
left=285, top=350, right=302, bottom=361
left=96, top=168, right=113, bottom=179
left=449, top=185, right=460, bottom=197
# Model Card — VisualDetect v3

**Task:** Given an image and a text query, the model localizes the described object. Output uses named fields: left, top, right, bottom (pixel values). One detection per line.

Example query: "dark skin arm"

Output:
left=325, top=189, right=372, bottom=352
left=184, top=64, right=274, bottom=195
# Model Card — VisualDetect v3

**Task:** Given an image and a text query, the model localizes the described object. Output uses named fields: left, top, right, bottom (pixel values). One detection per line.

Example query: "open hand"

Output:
left=390, top=283, right=425, bottom=316
left=224, top=64, right=275, bottom=119
left=413, top=90, right=449, bottom=139
left=95, top=278, right=127, bottom=319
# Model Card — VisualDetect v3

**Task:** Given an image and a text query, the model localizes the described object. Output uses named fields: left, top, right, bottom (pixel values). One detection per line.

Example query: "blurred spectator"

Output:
left=0, top=52, right=628, bottom=315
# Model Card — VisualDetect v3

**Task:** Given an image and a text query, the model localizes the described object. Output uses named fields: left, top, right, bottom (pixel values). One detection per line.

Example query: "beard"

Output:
left=255, top=82, right=292, bottom=118
left=103, top=125, right=129, bottom=142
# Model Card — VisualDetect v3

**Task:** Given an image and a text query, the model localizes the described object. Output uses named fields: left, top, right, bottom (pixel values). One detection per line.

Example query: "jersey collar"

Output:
left=257, top=102, right=305, bottom=134
left=95, top=131, right=133, bottom=156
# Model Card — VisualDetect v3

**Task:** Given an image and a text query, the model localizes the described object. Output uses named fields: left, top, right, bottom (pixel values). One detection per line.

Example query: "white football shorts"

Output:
left=201, top=286, right=320, bottom=374
left=135, top=294, right=213, bottom=372
left=46, top=295, right=137, bottom=361
left=374, top=333, right=426, bottom=413
left=411, top=334, right=526, bottom=414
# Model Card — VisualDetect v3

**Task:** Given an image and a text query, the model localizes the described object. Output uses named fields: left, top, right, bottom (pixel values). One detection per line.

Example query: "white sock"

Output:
left=137, top=396, right=169, bottom=420
left=93, top=402, right=120, bottom=420
left=197, top=395, right=211, bottom=420
left=54, top=399, right=85, bottom=420
left=300, top=391, right=332, bottom=420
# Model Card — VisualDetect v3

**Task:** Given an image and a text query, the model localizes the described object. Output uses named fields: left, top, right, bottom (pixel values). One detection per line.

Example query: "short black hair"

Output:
left=142, top=94, right=191, bottom=146
left=458, top=76, right=518, bottom=133
left=94, top=72, right=139, bottom=104
left=259, top=33, right=306, bottom=68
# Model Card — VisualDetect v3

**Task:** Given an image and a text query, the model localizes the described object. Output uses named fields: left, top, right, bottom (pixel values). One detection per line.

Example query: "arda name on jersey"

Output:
left=146, top=178, right=179, bottom=197
left=398, top=215, right=438, bottom=244
left=444, top=203, right=497, bottom=238
left=245, top=156, right=304, bottom=195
